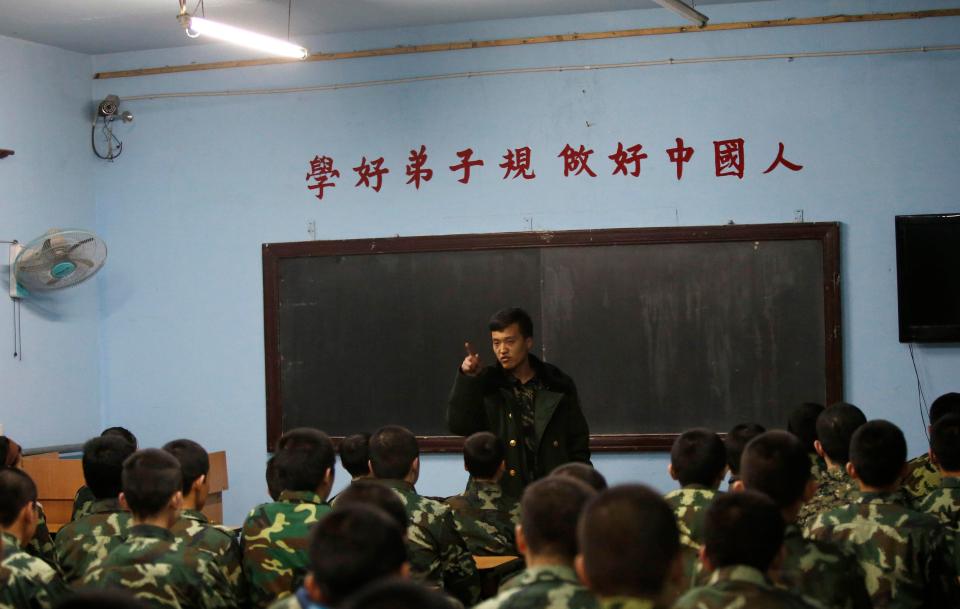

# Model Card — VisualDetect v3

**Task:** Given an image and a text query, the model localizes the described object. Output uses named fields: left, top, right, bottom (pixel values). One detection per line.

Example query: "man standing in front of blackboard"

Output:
left=447, top=307, right=591, bottom=498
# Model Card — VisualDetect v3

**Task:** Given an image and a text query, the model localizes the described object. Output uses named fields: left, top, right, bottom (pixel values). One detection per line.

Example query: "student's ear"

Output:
left=18, top=501, right=38, bottom=544
left=845, top=461, right=859, bottom=481
left=730, top=479, right=745, bottom=493
left=170, top=490, right=183, bottom=512
left=399, top=561, right=412, bottom=579
left=668, top=463, right=678, bottom=481
left=813, top=440, right=825, bottom=459
left=368, top=459, right=375, bottom=478
left=410, top=457, right=420, bottom=483
left=119, top=492, right=130, bottom=511
left=303, top=573, right=325, bottom=603
left=698, top=545, right=714, bottom=574
left=515, top=524, right=528, bottom=555
left=574, top=554, right=591, bottom=588
left=191, top=474, right=207, bottom=497
left=929, top=448, right=939, bottom=467
left=802, top=478, right=817, bottom=502
left=524, top=336, right=534, bottom=351
left=324, top=466, right=334, bottom=487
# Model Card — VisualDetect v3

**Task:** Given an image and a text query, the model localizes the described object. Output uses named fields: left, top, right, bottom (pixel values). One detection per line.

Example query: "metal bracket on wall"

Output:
left=0, top=149, right=14, bottom=159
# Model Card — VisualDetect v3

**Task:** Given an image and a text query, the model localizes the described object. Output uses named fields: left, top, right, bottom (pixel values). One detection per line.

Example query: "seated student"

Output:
left=918, top=414, right=960, bottom=528
left=674, top=491, right=816, bottom=609
left=739, top=430, right=871, bottom=609
left=72, top=427, right=138, bottom=522
left=0, top=468, right=70, bottom=609
left=807, top=420, right=955, bottom=608
left=163, top=439, right=245, bottom=600
left=666, top=429, right=727, bottom=548
left=0, top=435, right=58, bottom=570
left=475, top=477, right=597, bottom=609
left=902, top=392, right=960, bottom=504
left=55, top=435, right=136, bottom=584
left=796, top=402, right=867, bottom=530
left=445, top=432, right=520, bottom=556
left=787, top=402, right=827, bottom=483
left=575, top=484, right=683, bottom=609
left=267, top=504, right=408, bottom=609
left=368, top=425, right=480, bottom=606
left=550, top=462, right=608, bottom=492
left=334, top=479, right=409, bottom=531
left=81, top=449, right=236, bottom=608
left=724, top=423, right=765, bottom=488
left=243, top=427, right=336, bottom=609
left=339, top=578, right=454, bottom=609
left=330, top=433, right=373, bottom=506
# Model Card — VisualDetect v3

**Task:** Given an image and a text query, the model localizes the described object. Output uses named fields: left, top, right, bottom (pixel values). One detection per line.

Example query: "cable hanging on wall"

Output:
left=91, top=95, right=133, bottom=161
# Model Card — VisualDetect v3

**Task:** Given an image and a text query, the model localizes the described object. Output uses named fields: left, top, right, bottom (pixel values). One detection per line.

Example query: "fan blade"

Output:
left=45, top=276, right=62, bottom=286
left=68, top=238, right=95, bottom=253
left=72, top=257, right=95, bottom=268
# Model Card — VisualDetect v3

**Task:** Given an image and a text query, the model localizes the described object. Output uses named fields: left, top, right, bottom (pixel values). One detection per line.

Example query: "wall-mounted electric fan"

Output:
left=10, top=229, right=108, bottom=296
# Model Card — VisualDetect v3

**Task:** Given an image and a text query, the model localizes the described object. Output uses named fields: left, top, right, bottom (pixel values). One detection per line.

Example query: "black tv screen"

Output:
left=896, top=214, right=960, bottom=343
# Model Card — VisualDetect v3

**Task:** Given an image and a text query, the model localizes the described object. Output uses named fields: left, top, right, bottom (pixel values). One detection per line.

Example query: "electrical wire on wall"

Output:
left=91, top=95, right=133, bottom=161
left=908, top=343, right=929, bottom=440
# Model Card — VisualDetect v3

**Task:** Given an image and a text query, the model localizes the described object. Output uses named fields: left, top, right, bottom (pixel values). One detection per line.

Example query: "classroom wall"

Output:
left=0, top=36, right=102, bottom=448
left=90, top=0, right=960, bottom=524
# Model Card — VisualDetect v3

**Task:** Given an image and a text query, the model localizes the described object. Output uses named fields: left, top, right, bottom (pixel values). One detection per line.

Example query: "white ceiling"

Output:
left=0, top=0, right=758, bottom=56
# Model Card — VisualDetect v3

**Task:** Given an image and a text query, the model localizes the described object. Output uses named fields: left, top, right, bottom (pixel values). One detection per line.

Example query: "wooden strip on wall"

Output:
left=94, top=8, right=960, bottom=80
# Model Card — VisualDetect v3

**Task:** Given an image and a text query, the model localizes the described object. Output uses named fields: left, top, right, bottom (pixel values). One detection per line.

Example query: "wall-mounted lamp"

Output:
left=177, top=7, right=308, bottom=60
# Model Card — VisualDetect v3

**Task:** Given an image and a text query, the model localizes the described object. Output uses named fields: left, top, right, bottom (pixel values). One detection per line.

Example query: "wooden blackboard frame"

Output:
left=263, top=222, right=842, bottom=452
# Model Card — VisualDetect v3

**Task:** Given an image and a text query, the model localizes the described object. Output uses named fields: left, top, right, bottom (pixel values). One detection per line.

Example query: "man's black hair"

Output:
left=703, top=490, right=784, bottom=571
left=671, top=429, right=727, bottom=487
left=931, top=414, right=960, bottom=472
left=740, top=431, right=811, bottom=509
left=577, top=484, right=680, bottom=597
left=787, top=402, right=824, bottom=453
left=520, top=476, right=595, bottom=559
left=273, top=428, right=336, bottom=493
left=816, top=403, right=867, bottom=464
left=101, top=427, right=138, bottom=449
left=339, top=578, right=451, bottom=609
left=83, top=436, right=137, bottom=500
left=0, top=467, right=37, bottom=527
left=849, top=420, right=907, bottom=488
left=310, top=505, right=407, bottom=605
left=162, top=439, right=210, bottom=495
left=55, top=590, right=152, bottom=609
left=463, top=432, right=505, bottom=479
left=340, top=433, right=372, bottom=479
left=930, top=393, right=960, bottom=426
left=265, top=455, right=282, bottom=501
left=488, top=307, right=534, bottom=338
left=725, top=423, right=766, bottom=476
left=550, top=462, right=608, bottom=492
left=369, top=426, right=419, bottom=480
left=334, top=480, right=409, bottom=530
left=121, top=449, right=183, bottom=519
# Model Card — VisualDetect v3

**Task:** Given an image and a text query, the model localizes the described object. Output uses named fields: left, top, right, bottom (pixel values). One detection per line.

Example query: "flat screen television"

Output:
left=896, top=214, right=960, bottom=343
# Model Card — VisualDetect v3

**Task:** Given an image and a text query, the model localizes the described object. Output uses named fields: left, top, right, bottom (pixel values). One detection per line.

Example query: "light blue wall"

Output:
left=0, top=35, right=101, bottom=448
left=88, top=1, right=960, bottom=524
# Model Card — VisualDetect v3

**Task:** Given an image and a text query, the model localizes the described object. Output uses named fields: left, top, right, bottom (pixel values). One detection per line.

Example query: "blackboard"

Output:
left=262, top=223, right=842, bottom=451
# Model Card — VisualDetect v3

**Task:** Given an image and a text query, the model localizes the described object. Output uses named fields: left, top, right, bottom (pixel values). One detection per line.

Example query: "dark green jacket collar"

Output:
left=707, top=565, right=772, bottom=588
left=278, top=490, right=328, bottom=505
left=90, top=497, right=126, bottom=514
left=128, top=523, right=176, bottom=542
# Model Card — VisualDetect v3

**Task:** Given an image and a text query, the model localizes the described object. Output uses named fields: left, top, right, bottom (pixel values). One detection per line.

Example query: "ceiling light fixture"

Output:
left=651, top=0, right=709, bottom=26
left=177, top=2, right=308, bottom=60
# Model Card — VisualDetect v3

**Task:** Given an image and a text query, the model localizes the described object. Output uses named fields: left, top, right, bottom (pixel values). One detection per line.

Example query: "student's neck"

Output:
left=823, top=455, right=843, bottom=471
left=0, top=526, right=25, bottom=546
left=351, top=474, right=373, bottom=482
left=509, top=358, right=535, bottom=384
left=181, top=494, right=201, bottom=512
left=523, top=553, right=571, bottom=569
left=472, top=476, right=500, bottom=484
left=133, top=513, right=174, bottom=529
left=856, top=482, right=897, bottom=494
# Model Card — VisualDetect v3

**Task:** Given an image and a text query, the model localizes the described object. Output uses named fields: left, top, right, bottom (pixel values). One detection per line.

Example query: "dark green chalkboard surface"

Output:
left=263, top=223, right=841, bottom=451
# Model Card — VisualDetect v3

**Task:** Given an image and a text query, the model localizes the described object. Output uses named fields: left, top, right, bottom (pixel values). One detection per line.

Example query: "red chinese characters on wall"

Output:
left=305, top=139, right=802, bottom=200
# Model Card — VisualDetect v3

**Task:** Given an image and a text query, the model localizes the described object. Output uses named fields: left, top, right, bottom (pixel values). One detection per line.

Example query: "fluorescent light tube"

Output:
left=185, top=16, right=308, bottom=59
left=652, top=0, right=709, bottom=26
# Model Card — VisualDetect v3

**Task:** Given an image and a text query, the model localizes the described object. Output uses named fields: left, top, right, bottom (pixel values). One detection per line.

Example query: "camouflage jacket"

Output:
left=918, top=476, right=960, bottom=529
left=171, top=508, right=246, bottom=603
left=265, top=587, right=309, bottom=609
left=797, top=466, right=857, bottom=532
left=378, top=479, right=480, bottom=606
left=663, top=486, right=718, bottom=549
left=81, top=523, right=236, bottom=609
left=473, top=564, right=598, bottom=609
left=71, top=484, right=97, bottom=521
left=774, top=524, right=871, bottom=609
left=901, top=452, right=940, bottom=506
left=807, top=491, right=954, bottom=608
left=242, top=489, right=332, bottom=609
left=673, top=565, right=819, bottom=609
left=0, top=531, right=70, bottom=609
left=24, top=502, right=58, bottom=572
left=54, top=496, right=132, bottom=584
left=598, top=597, right=660, bottom=609
left=445, top=478, right=520, bottom=556
left=809, top=453, right=828, bottom=484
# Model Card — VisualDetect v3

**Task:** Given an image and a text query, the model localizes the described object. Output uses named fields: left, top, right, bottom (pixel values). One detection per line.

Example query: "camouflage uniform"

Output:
left=0, top=531, right=70, bottom=609
left=473, top=564, right=598, bottom=609
left=81, top=523, right=236, bottom=608
left=673, top=565, right=819, bottom=609
left=242, top=489, right=331, bottom=609
left=663, top=486, right=718, bottom=548
left=54, top=496, right=132, bottom=584
left=808, top=453, right=827, bottom=484
left=171, top=508, right=246, bottom=602
left=25, top=502, right=59, bottom=571
left=774, top=524, right=871, bottom=609
left=378, top=479, right=481, bottom=606
left=445, top=478, right=520, bottom=556
left=902, top=453, right=940, bottom=506
left=797, top=467, right=857, bottom=532
left=71, top=485, right=96, bottom=521
left=807, top=491, right=954, bottom=608
left=918, top=476, right=960, bottom=529
left=598, top=598, right=661, bottom=609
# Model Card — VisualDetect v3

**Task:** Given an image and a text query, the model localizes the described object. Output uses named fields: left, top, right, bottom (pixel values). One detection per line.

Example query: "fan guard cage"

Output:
left=14, top=229, right=108, bottom=292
